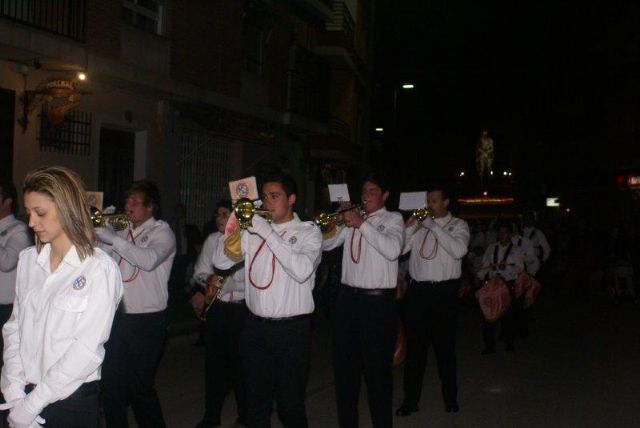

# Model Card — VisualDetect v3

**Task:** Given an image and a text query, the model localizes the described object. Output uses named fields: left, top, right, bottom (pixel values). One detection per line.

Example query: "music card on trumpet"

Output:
left=328, top=184, right=350, bottom=202
left=228, top=176, right=258, bottom=202
left=399, top=191, right=428, bottom=211
left=86, top=191, right=104, bottom=211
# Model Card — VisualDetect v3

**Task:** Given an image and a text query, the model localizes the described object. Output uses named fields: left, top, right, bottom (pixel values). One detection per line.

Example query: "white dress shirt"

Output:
left=214, top=214, right=322, bottom=318
left=477, top=242, right=525, bottom=282
left=193, top=232, right=245, bottom=302
left=512, top=234, right=540, bottom=276
left=1, top=244, right=123, bottom=415
left=0, top=215, right=32, bottom=305
left=322, top=207, right=404, bottom=289
left=523, top=227, right=551, bottom=262
left=102, top=217, right=176, bottom=314
left=403, top=212, right=470, bottom=282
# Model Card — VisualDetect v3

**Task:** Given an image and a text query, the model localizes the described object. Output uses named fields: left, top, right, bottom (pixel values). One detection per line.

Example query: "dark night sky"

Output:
left=373, top=1, right=640, bottom=201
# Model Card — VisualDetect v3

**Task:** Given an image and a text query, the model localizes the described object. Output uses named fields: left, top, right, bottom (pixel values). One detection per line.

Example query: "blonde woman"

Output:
left=0, top=166, right=123, bottom=427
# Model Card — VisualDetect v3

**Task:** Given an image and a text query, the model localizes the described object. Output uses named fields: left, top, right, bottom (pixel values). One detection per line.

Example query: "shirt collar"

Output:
left=271, top=213, right=300, bottom=232
left=0, top=214, right=16, bottom=230
left=435, top=212, right=452, bottom=226
left=132, top=216, right=157, bottom=232
left=36, top=244, right=83, bottom=271
left=367, top=206, right=387, bottom=217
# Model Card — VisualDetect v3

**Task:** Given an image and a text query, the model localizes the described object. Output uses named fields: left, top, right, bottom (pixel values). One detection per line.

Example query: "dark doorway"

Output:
left=0, top=89, right=15, bottom=181
left=98, top=128, right=135, bottom=210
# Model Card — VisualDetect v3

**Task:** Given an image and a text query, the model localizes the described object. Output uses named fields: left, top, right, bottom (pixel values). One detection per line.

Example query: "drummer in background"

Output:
left=1, top=166, right=123, bottom=427
left=477, top=221, right=524, bottom=354
left=191, top=199, right=247, bottom=428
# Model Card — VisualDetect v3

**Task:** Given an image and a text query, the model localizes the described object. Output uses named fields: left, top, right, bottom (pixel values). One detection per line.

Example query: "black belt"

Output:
left=26, top=381, right=99, bottom=399
left=217, top=299, right=245, bottom=305
left=248, top=312, right=311, bottom=323
left=410, top=278, right=459, bottom=286
left=342, top=285, right=395, bottom=296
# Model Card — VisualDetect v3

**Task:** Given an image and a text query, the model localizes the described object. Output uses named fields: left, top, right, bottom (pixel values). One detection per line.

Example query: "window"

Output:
left=122, top=0, right=165, bottom=34
left=38, top=107, right=92, bottom=156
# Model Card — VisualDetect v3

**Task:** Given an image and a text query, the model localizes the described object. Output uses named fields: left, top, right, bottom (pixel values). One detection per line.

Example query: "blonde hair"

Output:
left=23, top=166, right=96, bottom=260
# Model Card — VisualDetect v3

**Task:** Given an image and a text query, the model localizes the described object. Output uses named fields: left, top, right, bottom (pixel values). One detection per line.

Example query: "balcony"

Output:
left=286, top=45, right=330, bottom=124
left=315, top=0, right=364, bottom=79
left=0, top=0, right=86, bottom=42
left=292, top=0, right=333, bottom=21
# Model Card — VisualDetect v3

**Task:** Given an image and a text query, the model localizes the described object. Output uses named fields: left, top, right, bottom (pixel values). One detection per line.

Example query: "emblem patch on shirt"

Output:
left=448, top=226, right=454, bottom=232
left=289, top=236, right=297, bottom=245
left=140, top=235, right=149, bottom=244
left=0, top=230, right=6, bottom=237
left=73, top=276, right=87, bottom=290
left=377, top=225, right=385, bottom=232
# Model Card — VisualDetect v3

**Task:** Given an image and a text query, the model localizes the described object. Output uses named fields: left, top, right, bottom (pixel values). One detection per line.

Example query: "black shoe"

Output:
left=445, top=402, right=459, bottom=413
left=395, top=404, right=419, bottom=417
left=481, top=347, right=496, bottom=355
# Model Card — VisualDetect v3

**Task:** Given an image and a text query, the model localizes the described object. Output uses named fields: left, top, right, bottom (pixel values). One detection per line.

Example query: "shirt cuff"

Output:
left=2, top=385, right=26, bottom=403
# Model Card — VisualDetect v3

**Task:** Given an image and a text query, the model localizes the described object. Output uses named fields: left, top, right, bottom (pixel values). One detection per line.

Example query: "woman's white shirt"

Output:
left=1, top=244, right=123, bottom=416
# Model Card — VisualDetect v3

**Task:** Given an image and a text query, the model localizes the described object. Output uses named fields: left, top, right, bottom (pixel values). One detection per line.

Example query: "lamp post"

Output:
left=393, top=82, right=415, bottom=133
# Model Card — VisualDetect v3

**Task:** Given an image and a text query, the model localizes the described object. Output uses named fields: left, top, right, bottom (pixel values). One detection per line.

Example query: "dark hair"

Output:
left=216, top=199, right=232, bottom=212
left=495, top=220, right=512, bottom=232
left=0, top=180, right=18, bottom=215
left=262, top=172, right=298, bottom=197
left=126, top=180, right=162, bottom=218
left=361, top=171, right=391, bottom=192
left=427, top=184, right=451, bottom=201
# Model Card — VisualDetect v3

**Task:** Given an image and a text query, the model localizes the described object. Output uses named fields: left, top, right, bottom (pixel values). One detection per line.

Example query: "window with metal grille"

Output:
left=175, top=125, right=232, bottom=232
left=38, top=107, right=91, bottom=155
left=122, top=0, right=165, bottom=34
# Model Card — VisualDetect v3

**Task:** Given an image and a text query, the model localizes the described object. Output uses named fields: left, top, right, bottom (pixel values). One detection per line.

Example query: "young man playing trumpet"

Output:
left=397, top=185, right=469, bottom=417
left=321, top=173, right=404, bottom=428
left=213, top=172, right=322, bottom=428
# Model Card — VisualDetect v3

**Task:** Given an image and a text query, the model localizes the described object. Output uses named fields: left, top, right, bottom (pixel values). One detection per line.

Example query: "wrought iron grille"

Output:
left=38, top=107, right=91, bottom=155
left=0, top=0, right=87, bottom=42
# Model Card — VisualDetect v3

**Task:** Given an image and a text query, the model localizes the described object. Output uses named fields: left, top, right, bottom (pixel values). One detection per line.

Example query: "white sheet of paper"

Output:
left=229, top=176, right=258, bottom=201
left=399, top=191, right=428, bottom=211
left=328, top=184, right=350, bottom=202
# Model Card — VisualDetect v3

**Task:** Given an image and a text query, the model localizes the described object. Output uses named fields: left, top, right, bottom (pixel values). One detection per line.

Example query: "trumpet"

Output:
left=90, top=206, right=130, bottom=231
left=314, top=203, right=365, bottom=230
left=233, top=198, right=272, bottom=229
left=412, top=206, right=433, bottom=222
left=193, top=273, right=227, bottom=321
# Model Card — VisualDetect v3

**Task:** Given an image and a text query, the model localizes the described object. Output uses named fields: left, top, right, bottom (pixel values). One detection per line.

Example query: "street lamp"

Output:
left=393, top=83, right=415, bottom=132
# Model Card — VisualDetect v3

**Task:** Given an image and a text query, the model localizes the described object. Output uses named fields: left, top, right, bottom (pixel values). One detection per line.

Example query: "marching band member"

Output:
left=321, top=173, right=404, bottom=428
left=0, top=180, right=32, bottom=365
left=1, top=166, right=122, bottom=427
left=192, top=199, right=247, bottom=428
left=214, top=173, right=322, bottom=428
left=511, top=224, right=540, bottom=278
left=397, top=185, right=470, bottom=417
left=96, top=180, right=176, bottom=428
left=477, top=222, right=525, bottom=354
left=522, top=212, right=551, bottom=268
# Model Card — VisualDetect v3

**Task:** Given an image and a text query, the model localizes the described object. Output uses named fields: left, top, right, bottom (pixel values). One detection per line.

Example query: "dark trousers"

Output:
left=241, top=313, right=311, bottom=428
left=25, top=381, right=99, bottom=428
left=402, top=279, right=459, bottom=408
left=483, top=287, right=522, bottom=350
left=102, top=310, right=168, bottom=428
left=333, top=286, right=396, bottom=428
left=202, top=301, right=248, bottom=426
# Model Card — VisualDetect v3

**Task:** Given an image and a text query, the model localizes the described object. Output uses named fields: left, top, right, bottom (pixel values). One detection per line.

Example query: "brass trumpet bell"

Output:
left=413, top=207, right=433, bottom=222
left=314, top=203, right=365, bottom=230
left=90, top=206, right=130, bottom=231
left=233, top=198, right=272, bottom=229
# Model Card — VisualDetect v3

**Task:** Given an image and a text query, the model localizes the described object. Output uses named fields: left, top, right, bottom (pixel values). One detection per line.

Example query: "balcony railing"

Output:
left=0, top=0, right=87, bottom=42
left=286, top=45, right=330, bottom=122
left=325, top=0, right=354, bottom=40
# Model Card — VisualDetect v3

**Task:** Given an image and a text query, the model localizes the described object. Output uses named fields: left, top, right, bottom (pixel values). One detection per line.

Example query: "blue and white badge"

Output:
left=140, top=235, right=149, bottom=244
left=73, top=276, right=87, bottom=290
left=377, top=225, right=385, bottom=232
left=289, top=236, right=297, bottom=245
left=0, top=230, right=6, bottom=237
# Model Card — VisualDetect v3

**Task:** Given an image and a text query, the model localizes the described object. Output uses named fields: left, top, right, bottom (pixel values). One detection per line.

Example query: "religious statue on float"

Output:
left=476, top=129, right=494, bottom=182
